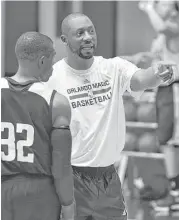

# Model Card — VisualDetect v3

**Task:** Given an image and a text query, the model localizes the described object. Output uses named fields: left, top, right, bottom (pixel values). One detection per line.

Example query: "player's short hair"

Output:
left=15, top=32, right=54, bottom=61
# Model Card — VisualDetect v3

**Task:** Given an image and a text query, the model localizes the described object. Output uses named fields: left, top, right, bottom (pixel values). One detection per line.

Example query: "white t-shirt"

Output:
left=47, top=56, right=140, bottom=167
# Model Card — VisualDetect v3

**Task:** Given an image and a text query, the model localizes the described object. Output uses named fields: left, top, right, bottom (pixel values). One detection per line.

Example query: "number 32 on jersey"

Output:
left=1, top=122, right=34, bottom=163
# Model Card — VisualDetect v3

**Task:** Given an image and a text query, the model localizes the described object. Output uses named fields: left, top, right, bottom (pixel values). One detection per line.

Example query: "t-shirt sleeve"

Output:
left=110, top=57, right=143, bottom=98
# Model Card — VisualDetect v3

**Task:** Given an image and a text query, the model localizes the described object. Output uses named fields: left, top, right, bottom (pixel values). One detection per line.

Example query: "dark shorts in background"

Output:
left=156, top=84, right=174, bottom=145
left=156, top=82, right=179, bottom=146
left=1, top=175, right=61, bottom=220
left=72, top=164, right=127, bottom=220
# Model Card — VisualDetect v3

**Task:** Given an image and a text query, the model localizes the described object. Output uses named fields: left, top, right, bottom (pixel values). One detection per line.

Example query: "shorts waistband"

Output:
left=72, top=164, right=115, bottom=178
left=1, top=173, right=52, bottom=183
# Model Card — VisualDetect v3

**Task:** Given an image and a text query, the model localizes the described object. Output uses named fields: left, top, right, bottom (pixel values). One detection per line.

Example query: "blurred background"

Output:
left=1, top=1, right=179, bottom=219
left=1, top=0, right=156, bottom=77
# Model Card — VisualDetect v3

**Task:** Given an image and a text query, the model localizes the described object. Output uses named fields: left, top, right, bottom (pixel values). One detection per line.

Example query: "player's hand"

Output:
left=167, top=139, right=179, bottom=146
left=138, top=0, right=155, bottom=12
left=138, top=0, right=148, bottom=11
left=61, top=200, right=76, bottom=220
left=152, top=61, right=177, bottom=85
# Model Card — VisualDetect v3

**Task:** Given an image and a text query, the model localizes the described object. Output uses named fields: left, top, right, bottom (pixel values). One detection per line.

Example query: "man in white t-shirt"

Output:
left=47, top=13, right=176, bottom=220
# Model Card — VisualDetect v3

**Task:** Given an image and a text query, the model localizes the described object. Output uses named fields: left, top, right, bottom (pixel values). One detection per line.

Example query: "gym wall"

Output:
left=116, top=1, right=156, bottom=56
left=2, top=1, right=156, bottom=76
left=3, top=1, right=38, bottom=77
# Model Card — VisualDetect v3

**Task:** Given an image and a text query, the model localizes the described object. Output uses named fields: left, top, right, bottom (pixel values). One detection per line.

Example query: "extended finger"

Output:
left=158, top=69, right=172, bottom=78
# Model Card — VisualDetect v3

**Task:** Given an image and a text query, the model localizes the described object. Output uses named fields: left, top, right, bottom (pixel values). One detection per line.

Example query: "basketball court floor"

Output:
left=126, top=196, right=179, bottom=220
left=118, top=155, right=179, bottom=220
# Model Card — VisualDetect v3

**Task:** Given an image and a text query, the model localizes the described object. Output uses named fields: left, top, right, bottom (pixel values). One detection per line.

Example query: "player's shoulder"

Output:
left=52, top=92, right=71, bottom=125
left=29, top=82, right=55, bottom=105
left=53, top=92, right=70, bottom=109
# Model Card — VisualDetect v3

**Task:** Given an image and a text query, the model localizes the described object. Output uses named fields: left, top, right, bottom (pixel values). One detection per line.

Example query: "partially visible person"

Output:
left=126, top=0, right=179, bottom=212
left=142, top=0, right=179, bottom=212
left=46, top=13, right=176, bottom=220
left=1, top=32, right=75, bottom=220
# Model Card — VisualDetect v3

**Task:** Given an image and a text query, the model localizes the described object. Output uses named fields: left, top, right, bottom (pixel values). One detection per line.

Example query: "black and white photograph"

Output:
left=1, top=1, right=179, bottom=220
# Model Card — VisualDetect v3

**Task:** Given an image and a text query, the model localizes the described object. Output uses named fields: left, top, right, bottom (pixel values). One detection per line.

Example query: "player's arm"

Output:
left=121, top=52, right=155, bottom=66
left=51, top=92, right=75, bottom=220
left=130, top=62, right=176, bottom=91
left=145, top=5, right=179, bottom=36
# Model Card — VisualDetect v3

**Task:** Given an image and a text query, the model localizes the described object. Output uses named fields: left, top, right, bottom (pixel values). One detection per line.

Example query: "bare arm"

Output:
left=131, top=67, right=161, bottom=91
left=121, top=52, right=155, bottom=66
left=141, top=2, right=179, bottom=36
left=120, top=55, right=139, bottom=65
left=51, top=92, right=75, bottom=220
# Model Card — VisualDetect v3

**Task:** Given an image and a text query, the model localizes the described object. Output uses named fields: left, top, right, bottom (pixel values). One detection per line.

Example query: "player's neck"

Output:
left=66, top=54, right=94, bottom=71
left=11, top=67, right=38, bottom=83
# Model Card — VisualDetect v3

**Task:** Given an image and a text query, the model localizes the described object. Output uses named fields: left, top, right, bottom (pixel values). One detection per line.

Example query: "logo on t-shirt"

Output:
left=66, top=80, right=112, bottom=108
left=122, top=209, right=127, bottom=216
left=88, top=89, right=94, bottom=99
left=83, top=78, right=90, bottom=84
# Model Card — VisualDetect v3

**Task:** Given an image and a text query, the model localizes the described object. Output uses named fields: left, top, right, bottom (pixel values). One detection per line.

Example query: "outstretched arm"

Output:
left=51, top=92, right=75, bottom=220
left=121, top=52, right=155, bottom=66
left=131, top=62, right=177, bottom=91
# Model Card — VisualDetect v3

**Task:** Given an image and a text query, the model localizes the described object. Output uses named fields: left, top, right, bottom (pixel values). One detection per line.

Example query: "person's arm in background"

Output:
left=121, top=35, right=165, bottom=67
left=51, top=92, right=75, bottom=220
left=122, top=1, right=167, bottom=68
left=146, top=8, right=179, bottom=36
left=121, top=52, right=154, bottom=66
left=121, top=40, right=173, bottom=91
left=139, top=0, right=179, bottom=37
left=137, top=1, right=179, bottom=85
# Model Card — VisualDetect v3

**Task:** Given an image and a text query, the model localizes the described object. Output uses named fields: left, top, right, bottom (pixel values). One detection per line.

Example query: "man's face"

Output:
left=65, top=16, right=97, bottom=59
left=155, top=1, right=178, bottom=20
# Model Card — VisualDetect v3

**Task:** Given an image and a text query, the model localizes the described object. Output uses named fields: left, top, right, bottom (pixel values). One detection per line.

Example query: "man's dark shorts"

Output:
left=72, top=164, right=127, bottom=220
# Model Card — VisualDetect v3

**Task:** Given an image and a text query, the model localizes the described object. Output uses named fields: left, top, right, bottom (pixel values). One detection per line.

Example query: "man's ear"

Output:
left=61, top=35, right=68, bottom=45
left=38, top=56, right=45, bottom=68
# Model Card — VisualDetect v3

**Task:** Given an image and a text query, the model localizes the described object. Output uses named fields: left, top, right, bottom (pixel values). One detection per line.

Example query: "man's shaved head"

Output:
left=61, top=13, right=97, bottom=60
left=61, top=13, right=91, bottom=35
